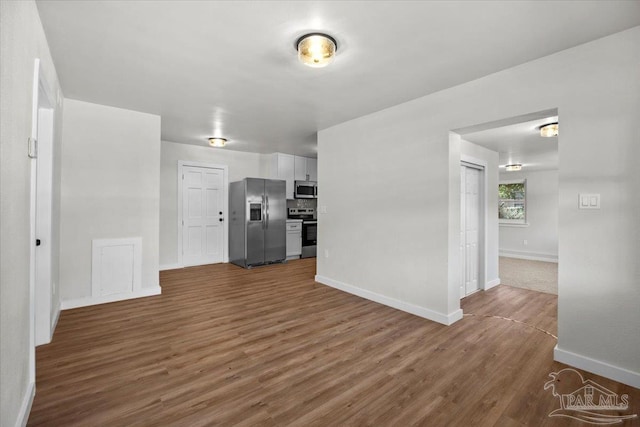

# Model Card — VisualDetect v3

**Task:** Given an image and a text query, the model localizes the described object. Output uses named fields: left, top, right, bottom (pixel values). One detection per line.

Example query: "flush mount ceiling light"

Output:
left=296, top=33, right=337, bottom=68
left=539, top=122, right=559, bottom=137
left=505, top=164, right=523, bottom=172
left=208, top=137, right=227, bottom=148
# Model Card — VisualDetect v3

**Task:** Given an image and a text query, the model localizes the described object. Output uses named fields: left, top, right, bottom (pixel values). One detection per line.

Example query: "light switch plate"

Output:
left=579, top=193, right=600, bottom=209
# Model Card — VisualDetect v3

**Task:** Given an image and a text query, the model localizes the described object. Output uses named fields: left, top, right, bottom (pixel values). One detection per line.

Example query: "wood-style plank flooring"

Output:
left=29, top=258, right=639, bottom=426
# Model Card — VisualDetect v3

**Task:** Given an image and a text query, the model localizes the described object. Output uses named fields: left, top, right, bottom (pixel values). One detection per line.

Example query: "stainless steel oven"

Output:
left=288, top=208, right=317, bottom=258
left=294, top=180, right=317, bottom=199
left=301, top=220, right=317, bottom=258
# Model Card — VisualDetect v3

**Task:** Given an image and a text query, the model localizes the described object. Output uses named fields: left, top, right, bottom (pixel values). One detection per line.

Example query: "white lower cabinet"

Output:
left=286, top=221, right=302, bottom=259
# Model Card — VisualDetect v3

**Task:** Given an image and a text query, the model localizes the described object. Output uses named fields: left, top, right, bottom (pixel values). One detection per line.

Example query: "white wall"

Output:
left=159, top=140, right=269, bottom=267
left=317, top=27, right=640, bottom=386
left=0, top=1, right=64, bottom=425
left=460, top=139, right=500, bottom=286
left=60, top=100, right=161, bottom=303
left=499, top=169, right=559, bottom=261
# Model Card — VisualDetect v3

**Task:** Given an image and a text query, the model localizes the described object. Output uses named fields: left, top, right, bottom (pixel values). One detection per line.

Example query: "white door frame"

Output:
left=177, top=161, right=229, bottom=267
left=461, top=154, right=488, bottom=296
left=29, top=58, right=57, bottom=378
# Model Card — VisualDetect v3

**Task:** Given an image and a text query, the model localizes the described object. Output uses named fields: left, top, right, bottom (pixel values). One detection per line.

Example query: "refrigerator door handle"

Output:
left=261, top=195, right=266, bottom=229
left=265, top=195, right=269, bottom=228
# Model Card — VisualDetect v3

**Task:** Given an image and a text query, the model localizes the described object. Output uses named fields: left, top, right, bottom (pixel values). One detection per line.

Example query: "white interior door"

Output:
left=182, top=166, right=225, bottom=266
left=461, top=164, right=481, bottom=297
left=31, top=58, right=57, bottom=351
left=35, top=104, right=54, bottom=346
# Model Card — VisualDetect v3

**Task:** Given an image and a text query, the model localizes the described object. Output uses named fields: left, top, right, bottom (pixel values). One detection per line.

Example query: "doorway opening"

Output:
left=454, top=108, right=559, bottom=298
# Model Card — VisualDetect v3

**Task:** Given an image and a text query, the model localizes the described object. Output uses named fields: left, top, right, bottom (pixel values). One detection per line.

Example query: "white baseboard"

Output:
left=315, top=275, right=463, bottom=326
left=554, top=345, right=640, bottom=389
left=159, top=263, right=181, bottom=271
left=16, top=381, right=35, bottom=427
left=499, top=250, right=558, bottom=263
left=61, top=286, right=162, bottom=310
left=50, top=298, right=61, bottom=337
left=485, top=278, right=501, bottom=290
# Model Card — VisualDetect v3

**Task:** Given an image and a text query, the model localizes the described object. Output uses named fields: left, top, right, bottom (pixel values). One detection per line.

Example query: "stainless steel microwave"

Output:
left=294, top=180, right=317, bottom=199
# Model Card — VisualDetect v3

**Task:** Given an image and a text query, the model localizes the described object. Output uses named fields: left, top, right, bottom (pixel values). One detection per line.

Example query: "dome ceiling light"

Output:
left=208, top=137, right=227, bottom=148
left=296, top=33, right=338, bottom=68
left=505, top=164, right=522, bottom=172
left=539, top=122, right=559, bottom=137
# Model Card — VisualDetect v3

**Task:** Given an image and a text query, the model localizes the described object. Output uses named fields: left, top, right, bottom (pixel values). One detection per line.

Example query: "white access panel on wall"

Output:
left=92, top=237, right=142, bottom=297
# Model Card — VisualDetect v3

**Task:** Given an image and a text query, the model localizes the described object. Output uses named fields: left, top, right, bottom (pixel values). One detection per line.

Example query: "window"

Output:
left=499, top=180, right=526, bottom=224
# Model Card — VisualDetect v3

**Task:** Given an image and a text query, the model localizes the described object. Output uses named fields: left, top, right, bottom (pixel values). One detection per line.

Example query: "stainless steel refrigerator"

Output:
left=229, top=178, right=286, bottom=268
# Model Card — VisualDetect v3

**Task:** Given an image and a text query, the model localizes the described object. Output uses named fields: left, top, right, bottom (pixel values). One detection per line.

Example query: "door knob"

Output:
left=36, top=239, right=41, bottom=246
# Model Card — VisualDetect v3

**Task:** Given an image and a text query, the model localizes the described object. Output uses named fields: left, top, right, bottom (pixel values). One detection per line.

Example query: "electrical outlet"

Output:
left=523, top=240, right=528, bottom=246
left=324, top=249, right=329, bottom=258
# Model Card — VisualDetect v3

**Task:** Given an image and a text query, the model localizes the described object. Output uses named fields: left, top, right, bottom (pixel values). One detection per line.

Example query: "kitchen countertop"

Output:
left=286, top=219, right=303, bottom=223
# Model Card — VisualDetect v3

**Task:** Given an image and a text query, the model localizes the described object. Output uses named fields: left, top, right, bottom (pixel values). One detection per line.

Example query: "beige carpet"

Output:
left=499, top=256, right=558, bottom=295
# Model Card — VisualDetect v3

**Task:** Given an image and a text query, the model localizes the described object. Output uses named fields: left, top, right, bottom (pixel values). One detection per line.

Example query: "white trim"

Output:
left=500, top=250, right=558, bottom=263
left=485, top=278, right=501, bottom=290
left=554, top=345, right=640, bottom=389
left=177, top=161, right=229, bottom=267
left=50, top=298, right=61, bottom=338
left=15, top=380, right=35, bottom=427
left=500, top=179, right=526, bottom=185
left=27, top=59, right=41, bottom=387
left=159, top=263, right=181, bottom=271
left=499, top=220, right=528, bottom=226
left=61, top=286, right=162, bottom=310
left=315, top=275, right=463, bottom=326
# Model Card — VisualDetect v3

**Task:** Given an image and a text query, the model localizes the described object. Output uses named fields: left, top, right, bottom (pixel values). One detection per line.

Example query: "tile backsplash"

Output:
left=287, top=198, right=317, bottom=218
left=287, top=198, right=317, bottom=209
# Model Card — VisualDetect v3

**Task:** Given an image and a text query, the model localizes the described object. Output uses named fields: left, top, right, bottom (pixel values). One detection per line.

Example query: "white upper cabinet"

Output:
left=294, top=156, right=318, bottom=182
left=271, top=153, right=317, bottom=199
left=270, top=153, right=295, bottom=199
left=306, top=158, right=317, bottom=182
left=295, top=156, right=307, bottom=181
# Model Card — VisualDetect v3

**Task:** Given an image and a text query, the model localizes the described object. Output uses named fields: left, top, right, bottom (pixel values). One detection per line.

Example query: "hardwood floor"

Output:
left=29, top=259, right=639, bottom=426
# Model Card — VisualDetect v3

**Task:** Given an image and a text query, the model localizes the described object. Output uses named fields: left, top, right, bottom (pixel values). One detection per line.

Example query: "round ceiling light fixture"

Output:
left=208, top=137, right=227, bottom=148
left=539, top=122, right=558, bottom=137
left=296, top=33, right=337, bottom=68
left=505, top=164, right=523, bottom=172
